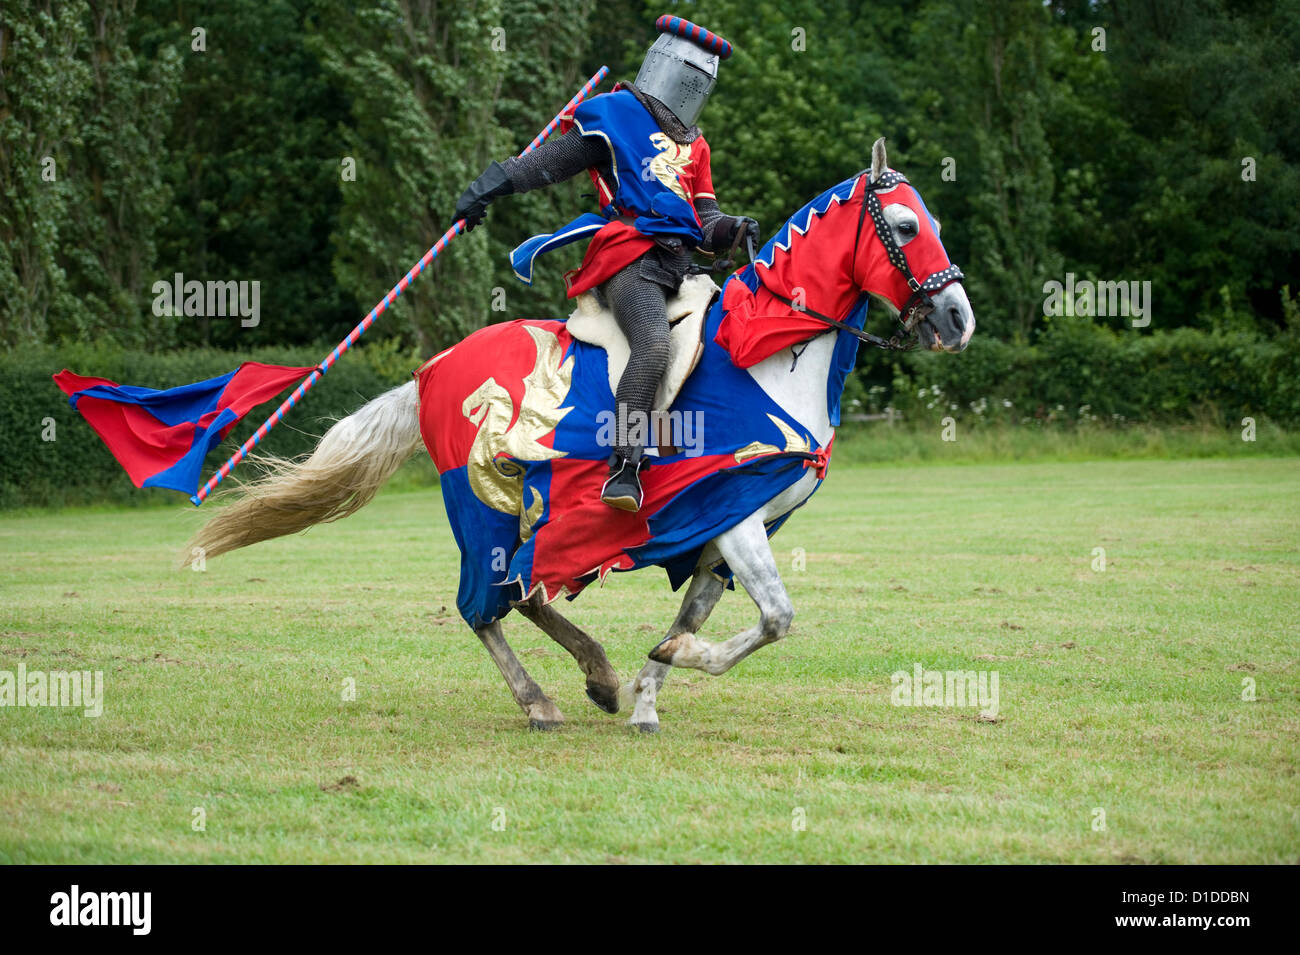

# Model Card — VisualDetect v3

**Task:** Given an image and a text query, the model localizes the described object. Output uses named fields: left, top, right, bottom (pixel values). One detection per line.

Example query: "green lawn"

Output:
left=1, top=456, right=1297, bottom=863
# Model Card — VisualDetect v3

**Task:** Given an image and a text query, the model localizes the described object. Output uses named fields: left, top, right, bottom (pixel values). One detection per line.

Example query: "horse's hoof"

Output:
left=525, top=700, right=563, bottom=729
left=648, top=634, right=680, bottom=665
left=631, top=721, right=660, bottom=734
left=585, top=682, right=620, bottom=715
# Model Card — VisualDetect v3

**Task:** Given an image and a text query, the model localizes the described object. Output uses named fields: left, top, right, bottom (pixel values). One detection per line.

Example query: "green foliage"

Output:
left=1098, top=0, right=1300, bottom=328
left=0, top=1, right=183, bottom=348
left=886, top=321, right=1300, bottom=427
left=4, top=0, right=1298, bottom=350
left=657, top=0, right=891, bottom=243
left=59, top=2, right=184, bottom=348
left=906, top=0, right=1065, bottom=340
left=308, top=0, right=600, bottom=352
left=130, top=0, right=360, bottom=350
left=0, top=1, right=93, bottom=345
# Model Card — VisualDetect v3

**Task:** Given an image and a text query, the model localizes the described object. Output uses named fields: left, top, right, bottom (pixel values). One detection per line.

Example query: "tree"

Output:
left=909, top=0, right=1064, bottom=341
left=1, top=0, right=182, bottom=349
left=0, top=1, right=91, bottom=346
left=133, top=0, right=357, bottom=350
left=55, top=0, right=182, bottom=347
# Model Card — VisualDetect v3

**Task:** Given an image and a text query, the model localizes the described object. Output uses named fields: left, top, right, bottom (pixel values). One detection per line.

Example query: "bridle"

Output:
left=753, top=169, right=966, bottom=351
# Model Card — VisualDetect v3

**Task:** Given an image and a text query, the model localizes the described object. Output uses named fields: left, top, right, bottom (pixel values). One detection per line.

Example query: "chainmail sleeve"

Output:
left=502, top=129, right=611, bottom=193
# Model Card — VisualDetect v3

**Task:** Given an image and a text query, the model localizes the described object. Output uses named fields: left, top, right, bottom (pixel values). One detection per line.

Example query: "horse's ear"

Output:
left=871, top=137, right=888, bottom=181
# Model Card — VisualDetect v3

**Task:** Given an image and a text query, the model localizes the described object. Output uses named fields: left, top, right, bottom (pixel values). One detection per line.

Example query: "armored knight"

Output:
left=451, top=15, right=758, bottom=512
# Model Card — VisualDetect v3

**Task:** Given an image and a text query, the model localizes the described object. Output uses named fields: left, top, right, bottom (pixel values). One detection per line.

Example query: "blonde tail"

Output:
left=185, top=381, right=422, bottom=564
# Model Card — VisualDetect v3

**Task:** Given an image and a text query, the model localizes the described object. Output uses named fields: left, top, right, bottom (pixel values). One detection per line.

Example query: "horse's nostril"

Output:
left=950, top=305, right=974, bottom=346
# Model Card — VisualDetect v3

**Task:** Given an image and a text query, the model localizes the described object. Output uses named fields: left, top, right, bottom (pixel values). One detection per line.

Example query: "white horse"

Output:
left=188, top=138, right=974, bottom=732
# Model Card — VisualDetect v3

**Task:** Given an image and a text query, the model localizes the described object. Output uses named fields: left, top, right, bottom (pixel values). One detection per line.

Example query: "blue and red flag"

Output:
left=53, top=362, right=316, bottom=495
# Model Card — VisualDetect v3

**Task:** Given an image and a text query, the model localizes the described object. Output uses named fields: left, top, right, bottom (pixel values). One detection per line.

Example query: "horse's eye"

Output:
left=899, top=221, right=918, bottom=237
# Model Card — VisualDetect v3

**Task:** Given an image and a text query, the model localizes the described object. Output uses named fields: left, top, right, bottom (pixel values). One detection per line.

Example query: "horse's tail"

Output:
left=184, top=380, right=423, bottom=565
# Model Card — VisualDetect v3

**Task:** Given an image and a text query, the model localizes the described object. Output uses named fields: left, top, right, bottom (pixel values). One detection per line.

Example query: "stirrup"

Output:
left=601, top=451, right=646, bottom=513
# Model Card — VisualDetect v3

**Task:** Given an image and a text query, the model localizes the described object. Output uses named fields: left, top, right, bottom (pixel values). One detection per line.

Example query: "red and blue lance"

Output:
left=188, top=66, right=610, bottom=506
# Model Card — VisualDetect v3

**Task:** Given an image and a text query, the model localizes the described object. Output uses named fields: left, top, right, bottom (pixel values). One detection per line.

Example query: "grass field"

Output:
left=1, top=455, right=1297, bottom=863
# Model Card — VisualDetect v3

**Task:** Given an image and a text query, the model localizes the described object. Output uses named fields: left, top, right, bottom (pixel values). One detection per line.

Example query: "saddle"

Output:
left=564, top=272, right=719, bottom=415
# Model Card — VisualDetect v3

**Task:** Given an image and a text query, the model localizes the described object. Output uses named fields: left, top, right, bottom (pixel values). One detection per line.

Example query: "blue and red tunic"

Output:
left=509, top=85, right=717, bottom=296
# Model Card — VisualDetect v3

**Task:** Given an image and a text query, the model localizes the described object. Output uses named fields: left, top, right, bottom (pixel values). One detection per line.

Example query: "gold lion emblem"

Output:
left=647, top=132, right=692, bottom=203
left=461, top=325, right=573, bottom=540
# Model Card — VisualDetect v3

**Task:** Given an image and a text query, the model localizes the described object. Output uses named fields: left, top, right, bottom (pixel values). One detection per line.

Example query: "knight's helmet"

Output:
left=634, top=15, right=733, bottom=128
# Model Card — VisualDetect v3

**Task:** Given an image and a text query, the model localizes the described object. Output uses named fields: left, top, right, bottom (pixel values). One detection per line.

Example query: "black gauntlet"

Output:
left=722, top=216, right=761, bottom=252
left=452, top=160, right=515, bottom=232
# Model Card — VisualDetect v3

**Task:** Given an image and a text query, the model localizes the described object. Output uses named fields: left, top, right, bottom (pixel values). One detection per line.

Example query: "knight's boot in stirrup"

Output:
left=601, top=449, right=646, bottom=512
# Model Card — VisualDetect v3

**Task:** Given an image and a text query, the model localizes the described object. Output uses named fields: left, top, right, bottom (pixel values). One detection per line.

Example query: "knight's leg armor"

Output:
left=600, top=262, right=674, bottom=511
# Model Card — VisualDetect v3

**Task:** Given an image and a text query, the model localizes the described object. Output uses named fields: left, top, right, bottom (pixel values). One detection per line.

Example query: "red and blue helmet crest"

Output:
left=654, top=15, right=733, bottom=59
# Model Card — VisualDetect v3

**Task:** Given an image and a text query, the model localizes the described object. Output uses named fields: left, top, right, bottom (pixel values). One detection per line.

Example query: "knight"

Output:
left=450, top=15, right=758, bottom=512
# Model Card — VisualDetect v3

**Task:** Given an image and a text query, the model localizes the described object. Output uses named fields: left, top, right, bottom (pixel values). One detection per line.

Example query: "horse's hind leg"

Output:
left=629, top=565, right=727, bottom=733
left=474, top=621, right=565, bottom=730
left=514, top=594, right=622, bottom=714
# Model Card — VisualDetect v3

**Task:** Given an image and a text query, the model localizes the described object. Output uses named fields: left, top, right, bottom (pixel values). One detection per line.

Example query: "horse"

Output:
left=187, top=137, right=974, bottom=732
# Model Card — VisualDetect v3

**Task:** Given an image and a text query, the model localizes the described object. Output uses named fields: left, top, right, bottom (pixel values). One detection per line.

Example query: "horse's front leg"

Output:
left=629, top=566, right=727, bottom=733
left=649, top=514, right=793, bottom=676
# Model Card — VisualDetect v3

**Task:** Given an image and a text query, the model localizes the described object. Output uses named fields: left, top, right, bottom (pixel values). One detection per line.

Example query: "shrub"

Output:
left=884, top=322, right=1300, bottom=428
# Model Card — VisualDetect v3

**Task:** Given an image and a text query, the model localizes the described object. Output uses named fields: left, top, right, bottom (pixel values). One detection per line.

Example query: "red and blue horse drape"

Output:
left=418, top=289, right=839, bottom=628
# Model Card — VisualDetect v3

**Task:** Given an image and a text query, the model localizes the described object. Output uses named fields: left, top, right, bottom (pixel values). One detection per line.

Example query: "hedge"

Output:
left=874, top=320, right=1300, bottom=427
left=4, top=322, right=1299, bottom=507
